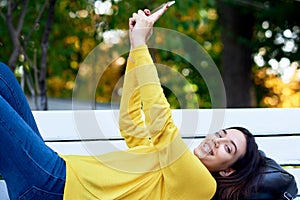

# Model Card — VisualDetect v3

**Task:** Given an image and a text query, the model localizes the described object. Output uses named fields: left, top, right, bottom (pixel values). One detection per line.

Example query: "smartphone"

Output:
left=151, top=1, right=175, bottom=15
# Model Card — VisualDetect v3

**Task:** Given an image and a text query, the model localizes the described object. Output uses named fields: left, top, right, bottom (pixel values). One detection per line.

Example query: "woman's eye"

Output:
left=225, top=145, right=231, bottom=153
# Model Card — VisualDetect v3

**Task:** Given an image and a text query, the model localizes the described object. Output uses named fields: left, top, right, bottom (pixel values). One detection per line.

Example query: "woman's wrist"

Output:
left=131, top=37, right=147, bottom=50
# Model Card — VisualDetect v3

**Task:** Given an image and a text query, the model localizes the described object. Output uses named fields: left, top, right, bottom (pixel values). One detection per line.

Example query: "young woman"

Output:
left=0, top=6, right=263, bottom=200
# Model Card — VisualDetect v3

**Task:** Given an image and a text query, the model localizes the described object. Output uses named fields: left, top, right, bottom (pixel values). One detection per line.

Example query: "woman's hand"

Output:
left=129, top=6, right=168, bottom=49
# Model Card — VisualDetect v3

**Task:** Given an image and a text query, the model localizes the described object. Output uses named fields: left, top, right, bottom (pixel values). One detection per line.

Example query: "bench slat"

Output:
left=287, top=168, right=300, bottom=194
left=46, top=141, right=128, bottom=155
left=33, top=108, right=300, bottom=141
left=45, top=136, right=300, bottom=165
left=34, top=108, right=300, bottom=140
left=0, top=181, right=9, bottom=200
left=255, top=136, right=300, bottom=165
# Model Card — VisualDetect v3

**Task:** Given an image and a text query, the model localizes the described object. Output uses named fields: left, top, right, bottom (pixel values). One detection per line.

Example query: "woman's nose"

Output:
left=213, top=138, right=228, bottom=147
left=212, top=138, right=219, bottom=148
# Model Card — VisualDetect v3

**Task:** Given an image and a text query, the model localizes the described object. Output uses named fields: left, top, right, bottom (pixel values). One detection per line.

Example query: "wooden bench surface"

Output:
left=1, top=108, right=299, bottom=199
left=36, top=109, right=300, bottom=163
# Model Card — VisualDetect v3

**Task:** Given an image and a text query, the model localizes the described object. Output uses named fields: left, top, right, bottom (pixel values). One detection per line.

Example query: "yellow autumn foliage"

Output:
left=255, top=67, right=300, bottom=107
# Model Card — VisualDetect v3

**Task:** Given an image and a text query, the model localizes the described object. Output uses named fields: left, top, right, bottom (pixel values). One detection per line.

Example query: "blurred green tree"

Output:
left=1, top=0, right=299, bottom=109
left=0, top=0, right=57, bottom=110
left=216, top=0, right=300, bottom=107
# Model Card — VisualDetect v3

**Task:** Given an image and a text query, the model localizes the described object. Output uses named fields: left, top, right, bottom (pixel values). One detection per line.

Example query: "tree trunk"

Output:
left=6, top=0, right=29, bottom=71
left=38, top=0, right=56, bottom=110
left=217, top=0, right=256, bottom=107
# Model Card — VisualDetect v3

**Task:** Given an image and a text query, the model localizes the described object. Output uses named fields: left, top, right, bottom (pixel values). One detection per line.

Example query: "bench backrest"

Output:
left=1, top=108, right=299, bottom=199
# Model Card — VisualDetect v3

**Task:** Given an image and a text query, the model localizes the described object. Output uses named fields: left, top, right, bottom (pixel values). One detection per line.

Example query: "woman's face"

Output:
left=194, top=129, right=247, bottom=173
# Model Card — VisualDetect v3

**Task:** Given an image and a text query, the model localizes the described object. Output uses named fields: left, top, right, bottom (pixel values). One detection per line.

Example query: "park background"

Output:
left=0, top=0, right=300, bottom=110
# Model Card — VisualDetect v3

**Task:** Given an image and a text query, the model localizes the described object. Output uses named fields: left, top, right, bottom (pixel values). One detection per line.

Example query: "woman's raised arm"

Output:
left=119, top=7, right=178, bottom=149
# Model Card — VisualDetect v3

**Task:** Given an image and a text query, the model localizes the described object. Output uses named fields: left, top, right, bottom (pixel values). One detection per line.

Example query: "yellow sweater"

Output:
left=61, top=45, right=216, bottom=200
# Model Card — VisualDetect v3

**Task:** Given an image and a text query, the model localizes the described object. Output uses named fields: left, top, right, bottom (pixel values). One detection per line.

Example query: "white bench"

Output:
left=1, top=108, right=299, bottom=199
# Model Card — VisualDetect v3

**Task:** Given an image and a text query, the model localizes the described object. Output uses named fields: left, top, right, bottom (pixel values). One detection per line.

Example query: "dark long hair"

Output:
left=211, top=127, right=265, bottom=200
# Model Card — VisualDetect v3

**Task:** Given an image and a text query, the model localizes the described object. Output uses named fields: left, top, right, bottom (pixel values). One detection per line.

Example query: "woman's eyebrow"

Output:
left=231, top=141, right=238, bottom=155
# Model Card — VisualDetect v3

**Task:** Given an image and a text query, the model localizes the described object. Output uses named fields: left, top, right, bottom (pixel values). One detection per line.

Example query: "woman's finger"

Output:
left=129, top=17, right=136, bottom=30
left=137, top=9, right=146, bottom=16
left=150, top=4, right=168, bottom=23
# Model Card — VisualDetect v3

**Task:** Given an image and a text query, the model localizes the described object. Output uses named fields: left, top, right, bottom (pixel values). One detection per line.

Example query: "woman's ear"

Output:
left=219, top=168, right=236, bottom=177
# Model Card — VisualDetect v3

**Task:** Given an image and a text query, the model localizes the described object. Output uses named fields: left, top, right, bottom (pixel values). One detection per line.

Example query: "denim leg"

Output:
left=0, top=96, right=66, bottom=199
left=0, top=63, right=65, bottom=199
left=0, top=62, right=41, bottom=137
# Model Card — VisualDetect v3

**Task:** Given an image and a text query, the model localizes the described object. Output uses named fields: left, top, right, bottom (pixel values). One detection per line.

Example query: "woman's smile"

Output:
left=194, top=141, right=214, bottom=159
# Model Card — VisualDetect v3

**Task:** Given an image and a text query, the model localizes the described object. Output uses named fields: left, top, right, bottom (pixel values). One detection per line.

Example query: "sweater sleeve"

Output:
left=119, top=45, right=178, bottom=149
left=119, top=46, right=146, bottom=148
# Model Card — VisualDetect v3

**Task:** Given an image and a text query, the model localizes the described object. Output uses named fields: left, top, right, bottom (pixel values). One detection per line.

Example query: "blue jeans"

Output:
left=0, top=62, right=66, bottom=199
